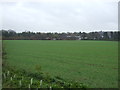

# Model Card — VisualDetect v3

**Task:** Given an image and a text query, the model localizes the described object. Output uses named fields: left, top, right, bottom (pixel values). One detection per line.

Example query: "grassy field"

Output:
left=3, top=40, right=118, bottom=88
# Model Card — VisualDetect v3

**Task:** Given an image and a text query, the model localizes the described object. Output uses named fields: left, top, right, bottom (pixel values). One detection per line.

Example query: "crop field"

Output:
left=3, top=40, right=118, bottom=88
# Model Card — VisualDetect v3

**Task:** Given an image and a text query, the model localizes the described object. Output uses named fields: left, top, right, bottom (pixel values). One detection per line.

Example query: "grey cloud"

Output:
left=1, top=1, right=118, bottom=32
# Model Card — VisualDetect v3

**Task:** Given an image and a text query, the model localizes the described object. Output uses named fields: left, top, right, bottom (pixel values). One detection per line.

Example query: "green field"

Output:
left=3, top=40, right=118, bottom=88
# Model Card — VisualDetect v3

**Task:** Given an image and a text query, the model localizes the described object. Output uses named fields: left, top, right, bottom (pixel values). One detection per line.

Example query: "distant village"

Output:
left=1, top=30, right=119, bottom=41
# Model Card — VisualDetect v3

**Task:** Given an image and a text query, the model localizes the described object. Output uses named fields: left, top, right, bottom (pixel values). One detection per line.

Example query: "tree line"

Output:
left=1, top=30, right=119, bottom=41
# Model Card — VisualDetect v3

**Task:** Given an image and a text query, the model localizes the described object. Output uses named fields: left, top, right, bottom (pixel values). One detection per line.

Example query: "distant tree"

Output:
left=118, top=31, right=120, bottom=41
left=113, top=32, right=118, bottom=41
left=1, top=30, right=119, bottom=41
left=103, top=32, right=109, bottom=40
left=81, top=32, right=88, bottom=40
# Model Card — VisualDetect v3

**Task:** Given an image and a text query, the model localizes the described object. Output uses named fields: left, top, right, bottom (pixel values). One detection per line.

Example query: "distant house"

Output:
left=66, top=35, right=72, bottom=37
left=98, top=31, right=104, bottom=38
left=107, top=32, right=112, bottom=39
left=84, top=37, right=88, bottom=39
left=53, top=38, right=56, bottom=40
left=45, top=37, right=51, bottom=40
left=66, top=35, right=82, bottom=40
left=75, top=36, right=81, bottom=40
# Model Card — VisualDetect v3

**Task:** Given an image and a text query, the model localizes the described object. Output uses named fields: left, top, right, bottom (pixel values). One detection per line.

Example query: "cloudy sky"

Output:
left=0, top=0, right=119, bottom=33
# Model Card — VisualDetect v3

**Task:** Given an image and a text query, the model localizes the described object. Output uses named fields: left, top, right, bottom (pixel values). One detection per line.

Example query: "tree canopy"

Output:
left=1, top=30, right=119, bottom=41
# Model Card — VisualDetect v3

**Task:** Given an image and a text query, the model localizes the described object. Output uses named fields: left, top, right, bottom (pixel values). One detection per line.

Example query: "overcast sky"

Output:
left=0, top=0, right=119, bottom=33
